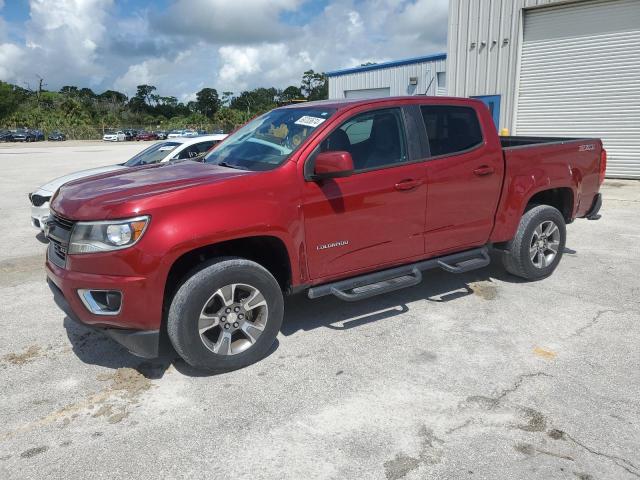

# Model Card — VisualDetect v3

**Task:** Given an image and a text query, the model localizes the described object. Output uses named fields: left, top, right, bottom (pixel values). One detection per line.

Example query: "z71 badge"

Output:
left=578, top=144, right=595, bottom=152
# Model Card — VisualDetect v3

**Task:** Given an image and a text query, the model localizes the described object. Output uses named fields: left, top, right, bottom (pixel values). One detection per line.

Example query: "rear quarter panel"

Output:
left=490, top=139, right=602, bottom=243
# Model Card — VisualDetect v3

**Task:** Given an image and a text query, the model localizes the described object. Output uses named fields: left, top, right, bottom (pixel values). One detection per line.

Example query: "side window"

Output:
left=420, top=106, right=483, bottom=156
left=175, top=141, right=215, bottom=160
left=321, top=108, right=407, bottom=171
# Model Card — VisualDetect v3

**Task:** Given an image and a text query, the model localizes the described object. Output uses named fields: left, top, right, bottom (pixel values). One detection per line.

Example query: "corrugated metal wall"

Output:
left=328, top=58, right=447, bottom=99
left=515, top=0, right=640, bottom=178
left=447, top=0, right=592, bottom=131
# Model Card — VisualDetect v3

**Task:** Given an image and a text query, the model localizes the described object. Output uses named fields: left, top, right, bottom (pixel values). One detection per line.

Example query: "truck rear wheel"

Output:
left=167, top=257, right=284, bottom=371
left=502, top=205, right=566, bottom=280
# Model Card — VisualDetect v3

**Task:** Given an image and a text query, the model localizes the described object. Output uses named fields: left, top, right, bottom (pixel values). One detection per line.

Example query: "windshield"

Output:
left=204, top=107, right=336, bottom=171
left=124, top=141, right=181, bottom=167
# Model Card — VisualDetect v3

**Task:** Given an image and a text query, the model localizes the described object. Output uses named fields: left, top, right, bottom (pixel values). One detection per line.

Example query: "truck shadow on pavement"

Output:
left=62, top=318, right=281, bottom=379
left=63, top=249, right=576, bottom=377
left=281, top=251, right=533, bottom=335
left=62, top=317, right=175, bottom=379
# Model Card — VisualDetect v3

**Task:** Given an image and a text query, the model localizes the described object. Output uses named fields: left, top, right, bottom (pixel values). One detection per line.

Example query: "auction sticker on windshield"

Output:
left=295, top=116, right=326, bottom=128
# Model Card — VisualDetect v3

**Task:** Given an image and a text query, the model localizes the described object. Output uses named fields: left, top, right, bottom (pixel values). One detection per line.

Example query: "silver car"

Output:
left=29, top=134, right=227, bottom=230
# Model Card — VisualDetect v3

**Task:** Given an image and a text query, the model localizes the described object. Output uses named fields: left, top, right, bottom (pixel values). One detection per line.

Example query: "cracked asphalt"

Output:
left=1, top=141, right=639, bottom=480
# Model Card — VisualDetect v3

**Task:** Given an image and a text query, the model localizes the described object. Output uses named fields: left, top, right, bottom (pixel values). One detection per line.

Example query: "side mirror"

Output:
left=313, top=151, right=354, bottom=180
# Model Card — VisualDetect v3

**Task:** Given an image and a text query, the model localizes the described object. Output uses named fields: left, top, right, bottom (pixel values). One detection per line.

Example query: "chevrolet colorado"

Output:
left=45, top=97, right=605, bottom=371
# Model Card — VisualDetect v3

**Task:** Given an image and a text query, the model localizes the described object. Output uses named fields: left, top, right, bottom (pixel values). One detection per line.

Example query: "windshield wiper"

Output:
left=217, top=161, right=248, bottom=170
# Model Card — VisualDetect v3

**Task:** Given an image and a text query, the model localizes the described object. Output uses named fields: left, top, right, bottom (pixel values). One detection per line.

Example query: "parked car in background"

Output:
left=29, top=134, right=227, bottom=230
left=43, top=97, right=605, bottom=369
left=103, top=131, right=126, bottom=142
left=156, top=131, right=168, bottom=140
left=167, top=129, right=184, bottom=138
left=182, top=129, right=198, bottom=137
left=136, top=131, right=158, bottom=141
left=12, top=129, right=37, bottom=142
left=48, top=131, right=66, bottom=141
left=0, top=129, right=13, bottom=142
left=123, top=130, right=136, bottom=141
left=32, top=129, right=45, bottom=141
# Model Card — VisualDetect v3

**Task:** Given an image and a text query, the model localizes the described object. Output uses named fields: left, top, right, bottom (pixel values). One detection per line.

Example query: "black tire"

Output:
left=167, top=257, right=284, bottom=371
left=502, top=205, right=566, bottom=280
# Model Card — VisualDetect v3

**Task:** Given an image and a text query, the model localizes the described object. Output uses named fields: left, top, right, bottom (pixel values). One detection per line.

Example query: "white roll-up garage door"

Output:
left=344, top=88, right=391, bottom=99
left=515, top=0, right=640, bottom=178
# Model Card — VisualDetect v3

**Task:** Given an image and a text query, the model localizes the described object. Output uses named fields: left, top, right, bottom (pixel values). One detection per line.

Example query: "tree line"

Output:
left=0, top=70, right=328, bottom=139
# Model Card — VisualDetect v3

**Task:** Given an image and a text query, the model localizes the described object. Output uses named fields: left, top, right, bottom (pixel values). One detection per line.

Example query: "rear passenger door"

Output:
left=420, top=104, right=504, bottom=256
left=302, top=107, right=427, bottom=280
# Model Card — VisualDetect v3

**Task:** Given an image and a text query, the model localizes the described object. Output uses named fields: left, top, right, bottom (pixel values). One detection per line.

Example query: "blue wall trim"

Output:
left=325, top=53, right=447, bottom=78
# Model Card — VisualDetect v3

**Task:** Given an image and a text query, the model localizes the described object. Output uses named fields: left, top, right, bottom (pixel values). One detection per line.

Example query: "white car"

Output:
left=29, top=134, right=227, bottom=230
left=103, top=131, right=126, bottom=142
left=167, top=130, right=184, bottom=138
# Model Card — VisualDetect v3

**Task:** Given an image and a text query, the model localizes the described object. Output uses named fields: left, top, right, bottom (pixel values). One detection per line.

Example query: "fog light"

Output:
left=78, top=289, right=122, bottom=315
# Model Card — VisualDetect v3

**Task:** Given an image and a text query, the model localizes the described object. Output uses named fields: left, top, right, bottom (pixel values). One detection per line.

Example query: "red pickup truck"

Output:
left=45, top=97, right=605, bottom=371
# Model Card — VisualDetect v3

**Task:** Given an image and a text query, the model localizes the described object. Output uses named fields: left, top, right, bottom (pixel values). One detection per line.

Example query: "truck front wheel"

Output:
left=167, top=257, right=284, bottom=371
left=502, top=205, right=566, bottom=280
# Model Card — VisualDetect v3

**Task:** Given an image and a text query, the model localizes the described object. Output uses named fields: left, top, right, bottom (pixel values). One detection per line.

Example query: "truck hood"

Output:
left=51, top=160, right=250, bottom=220
left=37, top=164, right=125, bottom=194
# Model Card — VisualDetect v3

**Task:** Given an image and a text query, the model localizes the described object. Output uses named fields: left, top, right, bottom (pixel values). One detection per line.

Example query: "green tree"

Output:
left=129, top=84, right=157, bottom=113
left=221, top=91, right=234, bottom=107
left=230, top=87, right=277, bottom=114
left=195, top=87, right=220, bottom=118
left=60, top=86, right=79, bottom=96
left=0, top=81, right=23, bottom=118
left=98, top=90, right=128, bottom=104
left=301, top=70, right=328, bottom=101
left=279, top=85, right=303, bottom=103
left=213, top=107, right=249, bottom=132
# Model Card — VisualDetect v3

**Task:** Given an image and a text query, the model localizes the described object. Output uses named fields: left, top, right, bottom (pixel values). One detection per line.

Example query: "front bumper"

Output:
left=31, top=202, right=50, bottom=230
left=46, top=259, right=162, bottom=358
left=48, top=279, right=159, bottom=358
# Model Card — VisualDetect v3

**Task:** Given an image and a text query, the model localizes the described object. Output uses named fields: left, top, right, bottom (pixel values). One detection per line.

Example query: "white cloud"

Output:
left=0, top=0, right=114, bottom=88
left=217, top=43, right=312, bottom=91
left=0, top=0, right=449, bottom=99
left=0, top=43, right=24, bottom=80
left=113, top=47, right=217, bottom=98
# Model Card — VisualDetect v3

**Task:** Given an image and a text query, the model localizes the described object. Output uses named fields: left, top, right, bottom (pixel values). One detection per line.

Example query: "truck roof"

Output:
left=280, top=96, right=482, bottom=111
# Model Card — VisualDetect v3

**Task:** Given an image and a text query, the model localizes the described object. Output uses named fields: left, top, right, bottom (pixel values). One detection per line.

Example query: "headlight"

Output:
left=68, top=216, right=150, bottom=254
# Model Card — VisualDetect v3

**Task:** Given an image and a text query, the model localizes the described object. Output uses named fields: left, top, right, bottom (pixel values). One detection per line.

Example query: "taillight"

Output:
left=599, top=149, right=607, bottom=185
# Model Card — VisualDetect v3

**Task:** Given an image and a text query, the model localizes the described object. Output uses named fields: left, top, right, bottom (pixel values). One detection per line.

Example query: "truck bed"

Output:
left=500, top=136, right=582, bottom=149
left=490, top=135, right=603, bottom=244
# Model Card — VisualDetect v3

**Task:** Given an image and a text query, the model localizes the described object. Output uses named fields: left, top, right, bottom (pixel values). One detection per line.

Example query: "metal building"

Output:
left=327, top=53, right=447, bottom=100
left=448, top=0, right=640, bottom=178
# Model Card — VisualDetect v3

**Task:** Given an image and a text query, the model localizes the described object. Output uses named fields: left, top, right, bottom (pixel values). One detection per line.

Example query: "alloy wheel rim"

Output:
left=529, top=220, right=560, bottom=269
left=198, top=283, right=268, bottom=356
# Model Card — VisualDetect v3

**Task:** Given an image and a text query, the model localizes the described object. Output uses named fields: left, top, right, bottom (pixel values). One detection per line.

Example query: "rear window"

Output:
left=420, top=106, right=483, bottom=156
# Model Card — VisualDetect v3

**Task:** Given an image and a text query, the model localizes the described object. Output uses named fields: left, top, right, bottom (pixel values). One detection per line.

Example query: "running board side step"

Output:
left=437, top=249, right=490, bottom=274
left=308, top=246, right=490, bottom=302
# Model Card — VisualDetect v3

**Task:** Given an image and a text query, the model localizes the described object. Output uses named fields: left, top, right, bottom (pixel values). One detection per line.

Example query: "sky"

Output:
left=0, top=0, right=448, bottom=102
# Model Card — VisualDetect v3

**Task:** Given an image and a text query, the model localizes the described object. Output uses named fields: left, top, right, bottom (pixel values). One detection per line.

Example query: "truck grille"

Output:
left=29, top=193, right=51, bottom=207
left=47, top=213, right=75, bottom=268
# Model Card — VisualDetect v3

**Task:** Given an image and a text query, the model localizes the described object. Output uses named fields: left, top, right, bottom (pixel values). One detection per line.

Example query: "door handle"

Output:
left=473, top=165, right=495, bottom=176
left=394, top=179, right=422, bottom=191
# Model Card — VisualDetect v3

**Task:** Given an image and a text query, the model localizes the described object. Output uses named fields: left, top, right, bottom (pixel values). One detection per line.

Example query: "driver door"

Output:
left=302, top=107, right=427, bottom=281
